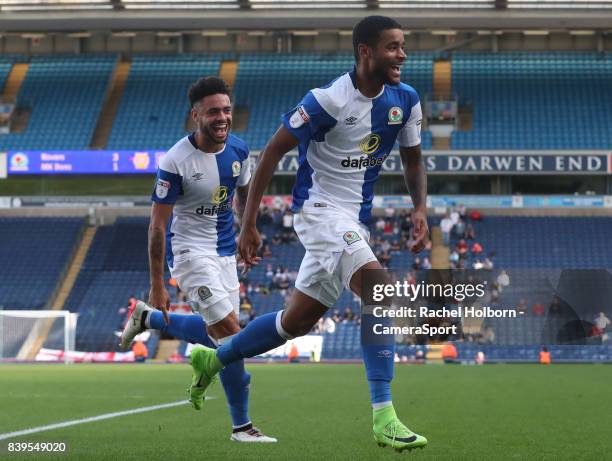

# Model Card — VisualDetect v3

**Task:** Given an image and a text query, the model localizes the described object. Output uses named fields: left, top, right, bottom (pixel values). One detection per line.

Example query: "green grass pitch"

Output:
left=1, top=363, right=610, bottom=460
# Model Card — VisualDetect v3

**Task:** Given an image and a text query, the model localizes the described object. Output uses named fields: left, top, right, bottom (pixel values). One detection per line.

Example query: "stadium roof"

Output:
left=1, top=0, right=612, bottom=31
left=3, top=0, right=612, bottom=11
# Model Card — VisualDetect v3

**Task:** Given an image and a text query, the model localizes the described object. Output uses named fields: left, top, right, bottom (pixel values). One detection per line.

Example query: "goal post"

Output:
left=0, top=310, right=78, bottom=364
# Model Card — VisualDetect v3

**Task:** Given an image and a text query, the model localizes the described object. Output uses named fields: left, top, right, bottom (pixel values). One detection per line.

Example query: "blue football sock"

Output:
left=216, top=311, right=289, bottom=366
left=148, top=311, right=214, bottom=346
left=220, top=360, right=251, bottom=428
left=147, top=310, right=251, bottom=427
left=361, top=311, right=394, bottom=407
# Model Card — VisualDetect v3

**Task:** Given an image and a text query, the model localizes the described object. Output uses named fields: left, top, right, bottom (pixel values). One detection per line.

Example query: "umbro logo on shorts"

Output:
left=343, top=231, right=362, bottom=245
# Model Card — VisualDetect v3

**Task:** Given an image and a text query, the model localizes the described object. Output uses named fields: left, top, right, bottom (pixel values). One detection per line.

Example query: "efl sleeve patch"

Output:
left=151, top=168, right=183, bottom=204
left=281, top=91, right=335, bottom=144
left=397, top=101, right=423, bottom=148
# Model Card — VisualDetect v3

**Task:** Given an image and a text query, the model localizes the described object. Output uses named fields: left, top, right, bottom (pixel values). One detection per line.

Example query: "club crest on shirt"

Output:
left=212, top=185, right=229, bottom=204
left=156, top=179, right=170, bottom=199
left=232, top=161, right=241, bottom=177
left=198, top=286, right=213, bottom=301
left=388, top=106, right=403, bottom=125
left=289, top=105, right=310, bottom=128
left=343, top=231, right=362, bottom=245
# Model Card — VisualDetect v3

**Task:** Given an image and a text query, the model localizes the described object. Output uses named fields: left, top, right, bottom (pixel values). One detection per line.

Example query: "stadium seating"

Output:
left=452, top=344, right=612, bottom=363
left=454, top=216, right=612, bottom=268
left=232, top=52, right=434, bottom=149
left=106, top=55, right=225, bottom=150
left=451, top=52, right=612, bottom=149
left=0, top=217, right=85, bottom=309
left=0, top=56, right=116, bottom=150
left=65, top=217, right=151, bottom=351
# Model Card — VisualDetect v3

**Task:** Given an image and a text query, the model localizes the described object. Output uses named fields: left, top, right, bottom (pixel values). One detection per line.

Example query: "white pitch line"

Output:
left=0, top=397, right=214, bottom=441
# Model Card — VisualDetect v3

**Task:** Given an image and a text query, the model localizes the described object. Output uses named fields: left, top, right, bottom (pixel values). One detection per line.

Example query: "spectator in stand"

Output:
left=439, top=214, right=453, bottom=247
left=422, top=257, right=432, bottom=270
left=449, top=207, right=460, bottom=226
left=323, top=316, right=336, bottom=333
left=482, top=326, right=495, bottom=344
left=342, top=307, right=355, bottom=323
left=473, top=259, right=484, bottom=270
left=497, top=270, right=510, bottom=290
left=383, top=219, right=393, bottom=234
left=412, top=257, right=422, bottom=271
left=463, top=222, right=476, bottom=240
left=470, top=210, right=482, bottom=221
left=457, top=204, right=466, bottom=220
left=391, top=240, right=401, bottom=251
left=594, top=312, right=610, bottom=342
left=471, top=241, right=483, bottom=255
left=282, top=210, right=293, bottom=231
left=379, top=249, right=391, bottom=267
left=265, top=263, right=274, bottom=279
left=532, top=302, right=545, bottom=316
left=490, top=282, right=500, bottom=302
left=331, top=309, right=342, bottom=323
left=384, top=206, right=395, bottom=219
left=449, top=250, right=460, bottom=267
left=517, top=299, right=527, bottom=315
left=375, top=217, right=385, bottom=232
left=454, top=218, right=466, bottom=238
left=456, top=239, right=469, bottom=256
left=262, top=243, right=272, bottom=258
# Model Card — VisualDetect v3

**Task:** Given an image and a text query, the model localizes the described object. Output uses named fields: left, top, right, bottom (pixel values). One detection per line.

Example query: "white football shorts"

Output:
left=170, top=255, right=239, bottom=325
left=293, top=207, right=378, bottom=308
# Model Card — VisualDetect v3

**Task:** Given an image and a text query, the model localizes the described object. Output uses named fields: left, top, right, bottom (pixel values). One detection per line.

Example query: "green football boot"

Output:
left=373, top=405, right=428, bottom=452
left=188, top=346, right=223, bottom=410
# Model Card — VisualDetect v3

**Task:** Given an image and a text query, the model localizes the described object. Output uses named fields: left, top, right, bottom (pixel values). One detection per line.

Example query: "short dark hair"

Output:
left=352, top=15, right=403, bottom=61
left=188, top=76, right=230, bottom=108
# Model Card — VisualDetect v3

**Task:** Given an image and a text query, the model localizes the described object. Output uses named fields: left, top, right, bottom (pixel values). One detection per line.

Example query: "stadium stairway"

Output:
left=430, top=227, right=450, bottom=270
left=90, top=59, right=131, bottom=149
left=2, top=62, right=28, bottom=103
left=20, top=225, right=96, bottom=360
left=50, top=226, right=98, bottom=310
left=219, top=60, right=239, bottom=90
left=431, top=59, right=452, bottom=150
left=433, top=60, right=452, bottom=97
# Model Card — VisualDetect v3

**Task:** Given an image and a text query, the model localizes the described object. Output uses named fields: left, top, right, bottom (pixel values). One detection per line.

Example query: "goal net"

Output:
left=0, top=310, right=78, bottom=364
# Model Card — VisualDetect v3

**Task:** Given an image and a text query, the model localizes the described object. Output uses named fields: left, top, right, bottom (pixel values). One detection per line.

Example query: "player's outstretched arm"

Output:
left=400, top=144, right=429, bottom=253
left=238, top=125, right=298, bottom=267
left=148, top=202, right=174, bottom=323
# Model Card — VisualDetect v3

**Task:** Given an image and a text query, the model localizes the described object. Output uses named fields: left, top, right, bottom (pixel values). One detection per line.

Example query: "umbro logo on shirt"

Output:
left=345, top=116, right=358, bottom=126
left=192, top=173, right=204, bottom=181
